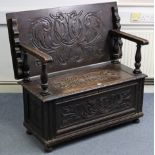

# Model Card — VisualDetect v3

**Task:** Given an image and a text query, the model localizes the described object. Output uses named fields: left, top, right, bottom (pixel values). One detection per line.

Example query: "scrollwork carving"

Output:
left=31, top=10, right=104, bottom=66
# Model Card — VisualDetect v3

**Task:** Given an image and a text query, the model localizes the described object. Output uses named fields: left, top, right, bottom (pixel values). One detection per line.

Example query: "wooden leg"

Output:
left=133, top=118, right=140, bottom=123
left=26, top=130, right=32, bottom=135
left=44, top=145, right=53, bottom=153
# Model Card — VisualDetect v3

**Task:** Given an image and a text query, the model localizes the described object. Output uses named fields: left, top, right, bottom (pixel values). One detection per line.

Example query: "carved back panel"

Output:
left=6, top=2, right=118, bottom=79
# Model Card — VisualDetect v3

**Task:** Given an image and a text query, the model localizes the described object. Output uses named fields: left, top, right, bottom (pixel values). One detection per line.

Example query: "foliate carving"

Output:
left=12, top=18, right=23, bottom=76
left=57, top=87, right=134, bottom=129
left=31, top=10, right=104, bottom=66
left=111, top=7, right=123, bottom=63
left=51, top=69, right=120, bottom=93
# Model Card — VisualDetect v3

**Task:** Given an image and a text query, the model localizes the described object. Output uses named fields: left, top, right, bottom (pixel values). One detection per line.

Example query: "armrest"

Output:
left=21, top=43, right=52, bottom=95
left=110, top=30, right=149, bottom=45
left=21, top=43, right=53, bottom=63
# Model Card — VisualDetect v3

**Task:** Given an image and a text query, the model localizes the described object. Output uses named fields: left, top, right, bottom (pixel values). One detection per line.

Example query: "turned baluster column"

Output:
left=23, top=51, right=30, bottom=82
left=40, top=62, right=49, bottom=95
left=133, top=44, right=142, bottom=74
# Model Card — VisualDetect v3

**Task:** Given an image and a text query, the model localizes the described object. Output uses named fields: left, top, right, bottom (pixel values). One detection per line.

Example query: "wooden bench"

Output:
left=6, top=2, right=149, bottom=152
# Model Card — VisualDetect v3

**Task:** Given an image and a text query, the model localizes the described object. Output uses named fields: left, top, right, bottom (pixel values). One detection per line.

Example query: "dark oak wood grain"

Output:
left=110, top=30, right=149, bottom=45
left=111, top=6, right=123, bottom=63
left=40, top=62, right=49, bottom=95
left=110, top=30, right=148, bottom=74
left=21, top=44, right=53, bottom=63
left=134, top=44, right=142, bottom=74
left=6, top=2, right=149, bottom=152
left=22, top=51, right=30, bottom=82
left=6, top=2, right=117, bottom=78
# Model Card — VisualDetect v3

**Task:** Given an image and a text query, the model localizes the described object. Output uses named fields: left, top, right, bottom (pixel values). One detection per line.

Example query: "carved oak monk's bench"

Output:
left=6, top=2, right=149, bottom=152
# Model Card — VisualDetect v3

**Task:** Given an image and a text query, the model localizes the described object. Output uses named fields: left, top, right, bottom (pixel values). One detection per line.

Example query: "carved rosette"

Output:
left=30, top=10, right=104, bottom=66
left=111, top=7, right=123, bottom=63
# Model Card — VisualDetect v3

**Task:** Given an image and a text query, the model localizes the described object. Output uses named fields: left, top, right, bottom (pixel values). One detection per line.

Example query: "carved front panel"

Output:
left=56, top=84, right=136, bottom=130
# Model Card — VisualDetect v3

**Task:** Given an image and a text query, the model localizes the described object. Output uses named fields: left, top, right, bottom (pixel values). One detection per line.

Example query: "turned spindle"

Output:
left=40, top=62, right=49, bottom=96
left=23, top=51, right=30, bottom=82
left=133, top=44, right=142, bottom=74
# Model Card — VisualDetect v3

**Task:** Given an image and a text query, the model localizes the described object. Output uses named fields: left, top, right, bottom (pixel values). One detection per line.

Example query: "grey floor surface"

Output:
left=0, top=93, right=154, bottom=155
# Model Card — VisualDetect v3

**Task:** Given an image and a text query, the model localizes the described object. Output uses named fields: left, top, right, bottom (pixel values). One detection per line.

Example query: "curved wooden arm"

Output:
left=21, top=43, right=53, bottom=63
left=110, top=30, right=149, bottom=45
left=21, top=43, right=52, bottom=95
left=110, top=30, right=149, bottom=74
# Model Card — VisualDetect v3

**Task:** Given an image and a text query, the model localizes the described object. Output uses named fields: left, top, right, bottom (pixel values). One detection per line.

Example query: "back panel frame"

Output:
left=6, top=2, right=118, bottom=79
